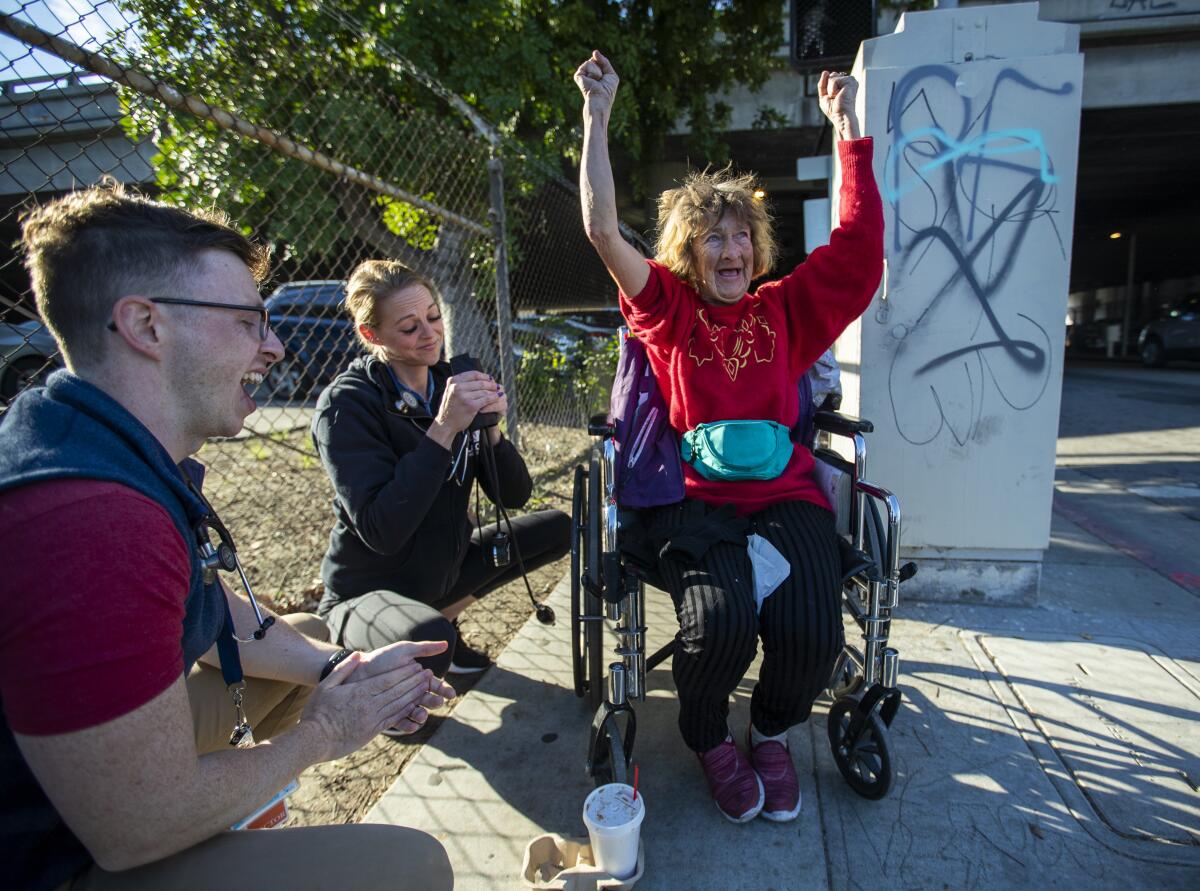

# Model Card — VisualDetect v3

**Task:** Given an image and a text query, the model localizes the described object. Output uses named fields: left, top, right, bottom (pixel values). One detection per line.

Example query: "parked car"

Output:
left=1064, top=319, right=1108, bottom=356
left=1064, top=318, right=1138, bottom=358
left=1138, top=296, right=1200, bottom=367
left=1, top=319, right=61, bottom=404
left=492, top=315, right=587, bottom=366
left=264, top=280, right=358, bottom=399
left=548, top=307, right=624, bottom=343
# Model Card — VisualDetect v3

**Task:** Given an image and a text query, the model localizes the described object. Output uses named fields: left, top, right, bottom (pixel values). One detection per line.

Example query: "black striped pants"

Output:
left=649, top=498, right=843, bottom=752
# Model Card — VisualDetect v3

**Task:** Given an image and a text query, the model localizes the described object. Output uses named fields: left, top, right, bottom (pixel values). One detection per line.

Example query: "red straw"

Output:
left=632, top=764, right=639, bottom=801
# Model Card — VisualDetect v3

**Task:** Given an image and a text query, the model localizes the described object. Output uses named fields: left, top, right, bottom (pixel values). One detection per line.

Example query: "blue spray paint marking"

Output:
left=886, top=64, right=1074, bottom=247
left=882, top=63, right=1075, bottom=446
left=884, top=126, right=1058, bottom=202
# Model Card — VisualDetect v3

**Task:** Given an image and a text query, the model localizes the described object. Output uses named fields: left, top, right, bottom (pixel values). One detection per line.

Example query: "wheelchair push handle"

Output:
left=813, top=410, right=874, bottom=438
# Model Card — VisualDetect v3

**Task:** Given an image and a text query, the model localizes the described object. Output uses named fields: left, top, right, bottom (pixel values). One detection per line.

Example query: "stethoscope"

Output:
left=385, top=368, right=476, bottom=486
left=187, top=479, right=275, bottom=642
left=187, top=480, right=274, bottom=747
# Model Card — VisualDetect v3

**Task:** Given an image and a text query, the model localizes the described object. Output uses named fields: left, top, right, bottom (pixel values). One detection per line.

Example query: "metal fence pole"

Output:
left=487, top=155, right=519, bottom=447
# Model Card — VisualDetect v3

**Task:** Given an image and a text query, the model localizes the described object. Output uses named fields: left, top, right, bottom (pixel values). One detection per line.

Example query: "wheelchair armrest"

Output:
left=813, top=410, right=873, bottom=437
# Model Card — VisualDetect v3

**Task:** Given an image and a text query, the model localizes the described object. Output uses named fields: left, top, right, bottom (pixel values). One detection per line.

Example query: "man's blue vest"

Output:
left=0, top=371, right=226, bottom=890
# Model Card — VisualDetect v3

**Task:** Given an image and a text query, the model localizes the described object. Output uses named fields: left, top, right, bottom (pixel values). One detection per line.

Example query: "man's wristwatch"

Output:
left=319, top=648, right=355, bottom=682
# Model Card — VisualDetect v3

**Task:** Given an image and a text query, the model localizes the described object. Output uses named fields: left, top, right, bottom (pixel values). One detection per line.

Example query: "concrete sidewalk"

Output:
left=365, top=491, right=1199, bottom=890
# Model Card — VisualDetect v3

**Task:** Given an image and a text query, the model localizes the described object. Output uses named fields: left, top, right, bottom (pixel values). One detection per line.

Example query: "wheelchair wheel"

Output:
left=584, top=452, right=605, bottom=712
left=590, top=711, right=630, bottom=787
left=570, top=465, right=586, bottom=699
left=828, top=646, right=864, bottom=699
left=827, top=696, right=893, bottom=800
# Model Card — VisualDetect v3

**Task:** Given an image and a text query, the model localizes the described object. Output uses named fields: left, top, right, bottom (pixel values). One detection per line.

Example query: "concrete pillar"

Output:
left=835, top=3, right=1083, bottom=603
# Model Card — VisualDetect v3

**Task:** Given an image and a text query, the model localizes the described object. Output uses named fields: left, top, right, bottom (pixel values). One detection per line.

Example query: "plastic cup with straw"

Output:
left=582, top=764, right=645, bottom=880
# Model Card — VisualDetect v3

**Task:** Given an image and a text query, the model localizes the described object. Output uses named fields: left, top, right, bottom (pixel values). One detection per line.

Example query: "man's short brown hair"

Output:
left=19, top=180, right=269, bottom=369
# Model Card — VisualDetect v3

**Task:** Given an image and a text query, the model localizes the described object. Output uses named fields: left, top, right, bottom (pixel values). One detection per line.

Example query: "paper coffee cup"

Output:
left=582, top=782, right=645, bottom=880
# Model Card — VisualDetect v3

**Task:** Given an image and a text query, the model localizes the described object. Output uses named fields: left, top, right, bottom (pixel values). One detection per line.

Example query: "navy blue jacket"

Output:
left=0, top=372, right=226, bottom=890
left=312, top=356, right=532, bottom=610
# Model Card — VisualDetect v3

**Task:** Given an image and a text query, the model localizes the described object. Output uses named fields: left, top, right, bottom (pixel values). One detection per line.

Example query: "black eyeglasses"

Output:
left=107, top=297, right=272, bottom=341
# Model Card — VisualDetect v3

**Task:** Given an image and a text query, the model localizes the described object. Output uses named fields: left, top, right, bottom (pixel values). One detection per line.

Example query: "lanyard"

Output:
left=385, top=364, right=434, bottom=414
left=187, top=480, right=274, bottom=747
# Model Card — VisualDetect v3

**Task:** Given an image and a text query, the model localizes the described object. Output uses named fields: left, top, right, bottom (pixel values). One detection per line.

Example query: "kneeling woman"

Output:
left=312, top=260, right=570, bottom=674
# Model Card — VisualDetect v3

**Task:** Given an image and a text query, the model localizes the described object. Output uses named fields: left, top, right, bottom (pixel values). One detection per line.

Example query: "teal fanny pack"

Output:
left=680, top=419, right=793, bottom=482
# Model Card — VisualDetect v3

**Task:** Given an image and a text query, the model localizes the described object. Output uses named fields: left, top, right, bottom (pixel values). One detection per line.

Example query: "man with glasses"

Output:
left=0, top=182, right=454, bottom=890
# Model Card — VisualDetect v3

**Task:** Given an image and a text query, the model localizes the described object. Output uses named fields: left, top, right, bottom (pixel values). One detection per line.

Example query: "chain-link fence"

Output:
left=0, top=0, right=646, bottom=609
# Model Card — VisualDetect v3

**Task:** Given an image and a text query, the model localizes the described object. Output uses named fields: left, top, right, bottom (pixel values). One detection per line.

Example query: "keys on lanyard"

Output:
left=228, top=682, right=255, bottom=748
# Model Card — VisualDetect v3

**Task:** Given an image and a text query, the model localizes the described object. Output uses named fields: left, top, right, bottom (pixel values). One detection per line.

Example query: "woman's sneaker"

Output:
left=747, top=730, right=802, bottom=822
left=696, top=737, right=764, bottom=823
left=448, top=623, right=491, bottom=674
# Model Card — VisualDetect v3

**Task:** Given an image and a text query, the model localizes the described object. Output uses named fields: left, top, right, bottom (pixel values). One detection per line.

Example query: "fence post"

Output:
left=487, top=155, right=519, bottom=447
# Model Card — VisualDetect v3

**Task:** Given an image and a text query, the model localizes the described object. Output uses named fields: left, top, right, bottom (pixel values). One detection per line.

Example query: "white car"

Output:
left=1138, top=296, right=1200, bottom=367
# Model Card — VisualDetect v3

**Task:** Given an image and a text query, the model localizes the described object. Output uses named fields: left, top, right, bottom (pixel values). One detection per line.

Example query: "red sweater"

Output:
left=619, top=137, right=883, bottom=515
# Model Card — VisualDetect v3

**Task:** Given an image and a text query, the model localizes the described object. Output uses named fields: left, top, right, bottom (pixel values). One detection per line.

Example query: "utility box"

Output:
left=833, top=3, right=1083, bottom=603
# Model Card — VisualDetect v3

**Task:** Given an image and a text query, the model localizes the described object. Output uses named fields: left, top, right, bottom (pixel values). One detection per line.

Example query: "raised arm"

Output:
left=819, top=70, right=861, bottom=143
left=574, top=51, right=648, bottom=298
left=769, top=73, right=882, bottom=374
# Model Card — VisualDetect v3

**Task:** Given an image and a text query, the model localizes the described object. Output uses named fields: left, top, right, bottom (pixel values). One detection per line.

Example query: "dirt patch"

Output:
left=196, top=421, right=588, bottom=825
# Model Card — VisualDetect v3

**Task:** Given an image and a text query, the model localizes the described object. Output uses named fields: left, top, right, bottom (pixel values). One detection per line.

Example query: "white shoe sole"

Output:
left=760, top=792, right=803, bottom=822
left=715, top=773, right=765, bottom=823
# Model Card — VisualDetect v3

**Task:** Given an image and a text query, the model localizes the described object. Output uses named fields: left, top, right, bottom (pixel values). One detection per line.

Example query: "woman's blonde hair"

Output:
left=344, top=259, right=441, bottom=358
left=654, top=167, right=777, bottom=290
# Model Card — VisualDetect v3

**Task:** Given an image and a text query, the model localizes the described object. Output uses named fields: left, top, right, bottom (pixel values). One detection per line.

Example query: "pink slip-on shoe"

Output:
left=697, top=737, right=764, bottom=823
left=747, top=730, right=802, bottom=822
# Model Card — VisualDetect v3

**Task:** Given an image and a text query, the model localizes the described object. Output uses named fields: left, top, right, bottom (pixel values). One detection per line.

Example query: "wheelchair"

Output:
left=569, top=340, right=916, bottom=801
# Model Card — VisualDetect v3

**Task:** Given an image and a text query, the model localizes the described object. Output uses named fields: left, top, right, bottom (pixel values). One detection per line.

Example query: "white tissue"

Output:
left=747, top=533, right=790, bottom=614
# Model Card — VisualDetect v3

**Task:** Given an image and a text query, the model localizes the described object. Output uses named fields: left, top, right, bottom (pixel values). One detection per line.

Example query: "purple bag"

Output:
left=608, top=332, right=685, bottom=509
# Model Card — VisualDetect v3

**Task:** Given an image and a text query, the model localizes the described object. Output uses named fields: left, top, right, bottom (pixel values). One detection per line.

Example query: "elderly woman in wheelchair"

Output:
left=573, top=50, right=907, bottom=823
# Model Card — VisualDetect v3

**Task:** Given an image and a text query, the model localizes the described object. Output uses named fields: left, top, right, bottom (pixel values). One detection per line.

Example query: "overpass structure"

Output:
left=642, top=0, right=1198, bottom=328
left=0, top=73, right=155, bottom=311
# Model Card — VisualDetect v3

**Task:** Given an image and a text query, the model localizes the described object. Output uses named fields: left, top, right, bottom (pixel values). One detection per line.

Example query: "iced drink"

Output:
left=582, top=783, right=644, bottom=880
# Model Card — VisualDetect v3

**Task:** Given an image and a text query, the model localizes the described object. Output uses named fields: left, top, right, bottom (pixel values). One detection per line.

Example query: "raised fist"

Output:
left=818, top=70, right=861, bottom=141
left=574, top=50, right=619, bottom=112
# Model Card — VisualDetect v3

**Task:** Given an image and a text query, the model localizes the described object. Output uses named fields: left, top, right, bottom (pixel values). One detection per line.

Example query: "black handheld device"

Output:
left=448, top=353, right=501, bottom=431
left=453, top=353, right=555, bottom=626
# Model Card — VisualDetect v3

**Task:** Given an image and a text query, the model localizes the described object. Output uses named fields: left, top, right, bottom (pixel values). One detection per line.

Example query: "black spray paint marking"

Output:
left=882, top=64, right=1072, bottom=447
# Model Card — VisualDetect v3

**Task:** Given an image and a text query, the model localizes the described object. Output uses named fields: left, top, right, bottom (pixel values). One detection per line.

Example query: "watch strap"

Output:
left=319, top=647, right=355, bottom=682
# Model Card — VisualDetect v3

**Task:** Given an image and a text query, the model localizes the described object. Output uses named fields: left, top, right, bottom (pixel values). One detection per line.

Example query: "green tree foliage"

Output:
left=368, top=0, right=785, bottom=175
left=119, top=0, right=785, bottom=225
left=113, top=1, right=784, bottom=357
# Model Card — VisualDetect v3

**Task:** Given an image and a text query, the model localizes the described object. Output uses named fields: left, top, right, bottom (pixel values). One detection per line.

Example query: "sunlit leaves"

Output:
left=376, top=194, right=439, bottom=250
